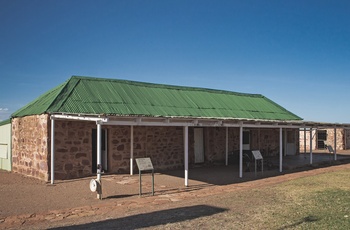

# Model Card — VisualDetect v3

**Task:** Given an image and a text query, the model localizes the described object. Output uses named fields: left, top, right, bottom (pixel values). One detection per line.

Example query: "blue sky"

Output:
left=1, top=0, right=349, bottom=122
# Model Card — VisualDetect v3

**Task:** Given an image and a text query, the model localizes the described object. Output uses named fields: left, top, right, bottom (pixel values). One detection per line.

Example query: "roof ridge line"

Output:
left=262, top=96, right=303, bottom=120
left=71, top=75, right=263, bottom=98
left=46, top=76, right=81, bottom=113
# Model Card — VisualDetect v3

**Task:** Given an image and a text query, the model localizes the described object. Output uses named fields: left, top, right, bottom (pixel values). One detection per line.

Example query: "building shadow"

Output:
left=49, top=205, right=227, bottom=230
left=161, top=153, right=350, bottom=186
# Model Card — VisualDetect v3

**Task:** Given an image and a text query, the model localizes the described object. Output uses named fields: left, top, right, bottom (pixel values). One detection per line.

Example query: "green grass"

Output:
left=254, top=170, right=350, bottom=229
left=151, top=168, right=350, bottom=230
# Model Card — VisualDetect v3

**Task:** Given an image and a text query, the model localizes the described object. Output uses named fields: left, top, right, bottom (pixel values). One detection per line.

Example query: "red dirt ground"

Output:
left=1, top=161, right=350, bottom=229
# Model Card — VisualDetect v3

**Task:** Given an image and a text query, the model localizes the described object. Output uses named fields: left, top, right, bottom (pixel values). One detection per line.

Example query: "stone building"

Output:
left=299, top=128, right=350, bottom=152
left=10, top=76, right=303, bottom=182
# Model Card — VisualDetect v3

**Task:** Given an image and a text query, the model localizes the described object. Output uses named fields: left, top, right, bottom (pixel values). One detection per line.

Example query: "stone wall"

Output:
left=299, top=128, right=345, bottom=151
left=250, top=129, right=281, bottom=156
left=12, top=114, right=49, bottom=180
left=12, top=115, right=300, bottom=181
left=325, top=128, right=344, bottom=150
left=54, top=124, right=292, bottom=178
left=203, top=127, right=299, bottom=164
left=205, top=127, right=228, bottom=163
left=107, top=125, right=185, bottom=174
left=299, top=129, right=317, bottom=151
left=129, top=126, right=184, bottom=172
left=52, top=122, right=186, bottom=178
left=345, top=129, right=350, bottom=149
left=53, top=120, right=96, bottom=179
left=243, top=128, right=299, bottom=156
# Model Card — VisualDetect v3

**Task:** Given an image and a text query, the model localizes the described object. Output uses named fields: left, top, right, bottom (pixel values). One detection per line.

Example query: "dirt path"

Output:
left=1, top=163, right=350, bottom=229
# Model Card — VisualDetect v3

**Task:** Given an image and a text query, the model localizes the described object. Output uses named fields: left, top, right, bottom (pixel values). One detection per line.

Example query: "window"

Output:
left=317, top=130, right=327, bottom=149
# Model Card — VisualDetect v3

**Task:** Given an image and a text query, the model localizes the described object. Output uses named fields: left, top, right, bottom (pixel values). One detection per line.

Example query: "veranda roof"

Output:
left=12, top=76, right=302, bottom=121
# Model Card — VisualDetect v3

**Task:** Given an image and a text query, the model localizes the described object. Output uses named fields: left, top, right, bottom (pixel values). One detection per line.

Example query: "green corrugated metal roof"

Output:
left=0, top=119, right=11, bottom=126
left=12, top=76, right=302, bottom=121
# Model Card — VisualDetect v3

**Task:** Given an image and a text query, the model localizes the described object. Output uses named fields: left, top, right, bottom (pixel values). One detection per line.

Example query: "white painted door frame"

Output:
left=194, top=128, right=204, bottom=163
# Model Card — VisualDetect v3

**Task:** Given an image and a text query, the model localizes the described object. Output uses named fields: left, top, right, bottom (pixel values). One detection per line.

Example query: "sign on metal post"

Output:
left=252, top=150, right=263, bottom=177
left=135, top=158, right=154, bottom=196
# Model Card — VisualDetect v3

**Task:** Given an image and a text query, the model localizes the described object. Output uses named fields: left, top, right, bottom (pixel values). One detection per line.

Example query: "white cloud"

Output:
left=0, top=108, right=11, bottom=121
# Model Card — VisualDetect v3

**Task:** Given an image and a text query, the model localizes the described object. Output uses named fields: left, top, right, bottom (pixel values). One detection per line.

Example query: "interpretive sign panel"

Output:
left=252, top=150, right=263, bottom=160
left=136, top=158, right=154, bottom=171
left=327, top=145, right=334, bottom=153
left=251, top=150, right=263, bottom=177
left=135, top=157, right=155, bottom=196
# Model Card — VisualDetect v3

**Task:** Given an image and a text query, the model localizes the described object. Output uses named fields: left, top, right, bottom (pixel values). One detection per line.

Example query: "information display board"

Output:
left=135, top=158, right=154, bottom=171
left=251, top=150, right=263, bottom=176
left=252, top=150, right=263, bottom=160
left=135, top=157, right=154, bottom=196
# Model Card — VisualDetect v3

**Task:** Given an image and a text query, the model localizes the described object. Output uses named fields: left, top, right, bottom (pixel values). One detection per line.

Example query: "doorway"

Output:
left=317, top=130, right=327, bottom=149
left=194, top=128, right=204, bottom=163
left=92, top=129, right=108, bottom=173
left=243, top=130, right=250, bottom=150
left=285, top=130, right=297, bottom=155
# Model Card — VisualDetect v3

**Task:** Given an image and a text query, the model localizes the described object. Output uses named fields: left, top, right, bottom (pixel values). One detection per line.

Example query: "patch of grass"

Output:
left=250, top=170, right=350, bottom=229
left=149, top=168, right=350, bottom=230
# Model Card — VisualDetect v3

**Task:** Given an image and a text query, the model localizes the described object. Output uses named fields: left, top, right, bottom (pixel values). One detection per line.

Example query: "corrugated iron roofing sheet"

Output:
left=12, top=76, right=302, bottom=121
left=0, top=119, right=11, bottom=126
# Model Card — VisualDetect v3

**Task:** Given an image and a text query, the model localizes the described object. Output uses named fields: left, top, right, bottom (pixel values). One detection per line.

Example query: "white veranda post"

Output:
left=310, top=128, right=313, bottom=165
left=279, top=127, right=283, bottom=172
left=184, top=126, right=189, bottom=187
left=304, top=128, right=306, bottom=158
left=225, top=127, right=228, bottom=166
left=130, top=125, right=134, bottom=175
left=97, top=122, right=102, bottom=181
left=96, top=122, right=102, bottom=199
left=239, top=126, right=243, bottom=178
left=50, top=117, right=55, bottom=184
left=334, top=128, right=337, bottom=161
